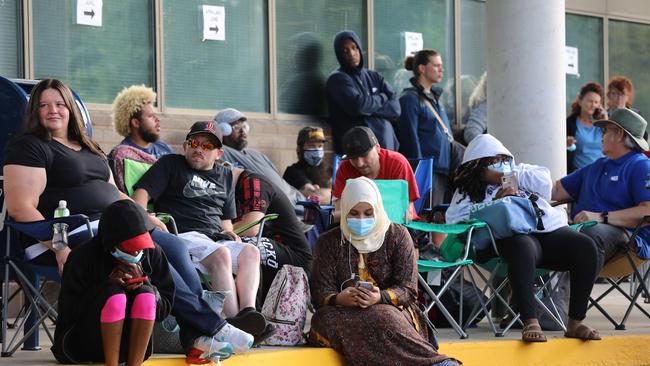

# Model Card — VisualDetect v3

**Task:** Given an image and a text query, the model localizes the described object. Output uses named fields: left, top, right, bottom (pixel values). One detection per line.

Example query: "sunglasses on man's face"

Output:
left=187, top=139, right=217, bottom=151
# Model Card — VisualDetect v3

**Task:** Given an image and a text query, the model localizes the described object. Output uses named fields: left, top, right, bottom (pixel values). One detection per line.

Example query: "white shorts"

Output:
left=177, top=231, right=250, bottom=275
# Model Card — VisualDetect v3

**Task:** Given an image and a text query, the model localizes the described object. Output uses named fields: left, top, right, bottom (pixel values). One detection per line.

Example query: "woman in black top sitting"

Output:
left=3, top=78, right=125, bottom=273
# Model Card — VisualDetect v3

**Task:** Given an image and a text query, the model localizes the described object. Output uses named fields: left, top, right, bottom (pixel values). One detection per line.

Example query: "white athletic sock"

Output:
left=213, top=323, right=254, bottom=353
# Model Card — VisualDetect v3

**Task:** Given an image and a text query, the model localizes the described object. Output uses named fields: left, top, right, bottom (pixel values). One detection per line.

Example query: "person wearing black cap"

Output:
left=283, top=126, right=332, bottom=203
left=554, top=108, right=650, bottom=280
left=52, top=200, right=175, bottom=365
left=133, top=121, right=270, bottom=342
left=332, top=126, right=419, bottom=220
left=326, top=30, right=401, bottom=154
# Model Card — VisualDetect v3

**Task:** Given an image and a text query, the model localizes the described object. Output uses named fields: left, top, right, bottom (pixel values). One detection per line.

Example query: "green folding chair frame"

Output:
left=373, top=179, right=495, bottom=338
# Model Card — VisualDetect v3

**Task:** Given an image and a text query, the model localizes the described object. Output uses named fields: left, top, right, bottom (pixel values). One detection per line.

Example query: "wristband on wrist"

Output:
left=601, top=211, right=609, bottom=224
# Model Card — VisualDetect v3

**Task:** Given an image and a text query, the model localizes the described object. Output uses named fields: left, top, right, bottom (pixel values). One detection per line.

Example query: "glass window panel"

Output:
left=565, top=13, right=604, bottom=113
left=0, top=0, right=21, bottom=78
left=32, top=0, right=154, bottom=104
left=276, top=0, right=366, bottom=115
left=164, top=0, right=268, bottom=112
left=459, top=0, right=486, bottom=126
left=609, top=19, right=650, bottom=129
left=373, top=0, right=456, bottom=122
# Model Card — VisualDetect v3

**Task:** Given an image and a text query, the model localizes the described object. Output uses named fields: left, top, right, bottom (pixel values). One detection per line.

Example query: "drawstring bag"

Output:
left=468, top=195, right=545, bottom=250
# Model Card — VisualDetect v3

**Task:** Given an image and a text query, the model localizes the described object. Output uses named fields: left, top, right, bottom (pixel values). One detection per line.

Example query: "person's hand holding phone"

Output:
left=495, top=186, right=517, bottom=199
left=335, top=286, right=360, bottom=307
left=355, top=284, right=381, bottom=309
left=592, top=107, right=604, bottom=120
left=108, top=263, right=145, bottom=290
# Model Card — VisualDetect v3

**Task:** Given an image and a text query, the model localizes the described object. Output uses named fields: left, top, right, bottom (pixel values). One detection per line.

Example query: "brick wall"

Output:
left=88, top=108, right=332, bottom=174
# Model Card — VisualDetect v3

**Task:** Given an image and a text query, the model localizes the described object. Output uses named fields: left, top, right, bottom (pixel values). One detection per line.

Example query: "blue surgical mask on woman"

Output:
left=303, top=148, right=325, bottom=167
left=487, top=160, right=512, bottom=174
left=347, top=217, right=376, bottom=236
left=111, top=247, right=144, bottom=264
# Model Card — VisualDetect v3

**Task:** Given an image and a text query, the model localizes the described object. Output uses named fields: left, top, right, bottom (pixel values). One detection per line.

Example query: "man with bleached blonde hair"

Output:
left=110, top=85, right=174, bottom=159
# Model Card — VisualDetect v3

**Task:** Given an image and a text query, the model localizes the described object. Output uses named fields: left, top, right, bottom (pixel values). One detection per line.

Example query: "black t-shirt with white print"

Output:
left=134, top=154, right=235, bottom=240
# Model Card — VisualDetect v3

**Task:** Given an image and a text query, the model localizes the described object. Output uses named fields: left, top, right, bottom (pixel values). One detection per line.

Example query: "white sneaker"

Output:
left=191, top=336, right=234, bottom=362
left=213, top=323, right=254, bottom=353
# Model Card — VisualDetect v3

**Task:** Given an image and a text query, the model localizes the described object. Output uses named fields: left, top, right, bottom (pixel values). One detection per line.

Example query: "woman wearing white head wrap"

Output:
left=338, top=177, right=391, bottom=253
left=446, top=134, right=601, bottom=343
left=308, top=177, right=460, bottom=366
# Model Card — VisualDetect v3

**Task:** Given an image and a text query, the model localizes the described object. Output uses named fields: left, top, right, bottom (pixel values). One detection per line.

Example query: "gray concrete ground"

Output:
left=1, top=282, right=649, bottom=365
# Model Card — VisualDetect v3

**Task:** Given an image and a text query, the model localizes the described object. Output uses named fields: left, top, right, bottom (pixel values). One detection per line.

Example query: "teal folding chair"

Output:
left=462, top=221, right=598, bottom=337
left=373, top=179, right=495, bottom=338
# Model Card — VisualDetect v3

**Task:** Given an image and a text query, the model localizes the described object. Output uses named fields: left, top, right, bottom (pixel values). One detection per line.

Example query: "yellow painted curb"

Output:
left=440, top=335, right=650, bottom=366
left=66, top=335, right=650, bottom=366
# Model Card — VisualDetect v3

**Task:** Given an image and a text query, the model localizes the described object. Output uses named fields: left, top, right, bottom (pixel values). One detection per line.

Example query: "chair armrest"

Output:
left=6, top=214, right=91, bottom=242
left=234, top=213, right=279, bottom=236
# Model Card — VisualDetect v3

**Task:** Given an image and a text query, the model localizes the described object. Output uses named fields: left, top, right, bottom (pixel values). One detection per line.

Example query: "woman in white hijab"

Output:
left=308, top=177, right=460, bottom=366
left=446, top=134, right=601, bottom=342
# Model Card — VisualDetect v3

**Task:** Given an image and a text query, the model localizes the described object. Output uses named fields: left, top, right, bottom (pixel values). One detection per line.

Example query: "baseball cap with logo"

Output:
left=341, top=126, right=379, bottom=159
left=297, top=126, right=328, bottom=146
left=186, top=121, right=223, bottom=147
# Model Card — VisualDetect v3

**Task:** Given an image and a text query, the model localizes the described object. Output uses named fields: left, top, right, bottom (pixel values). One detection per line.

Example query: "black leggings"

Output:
left=480, top=227, right=599, bottom=321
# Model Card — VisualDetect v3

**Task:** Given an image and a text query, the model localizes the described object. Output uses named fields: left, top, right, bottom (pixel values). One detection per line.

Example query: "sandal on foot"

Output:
left=564, top=324, right=601, bottom=340
left=522, top=324, right=547, bottom=342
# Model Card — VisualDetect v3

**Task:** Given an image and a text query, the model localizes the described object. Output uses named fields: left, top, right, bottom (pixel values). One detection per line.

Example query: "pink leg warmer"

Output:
left=100, top=294, right=127, bottom=323
left=130, top=293, right=156, bottom=320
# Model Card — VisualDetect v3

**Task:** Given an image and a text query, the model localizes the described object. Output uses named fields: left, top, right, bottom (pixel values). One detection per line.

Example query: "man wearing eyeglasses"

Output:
left=215, top=108, right=306, bottom=207
left=552, top=108, right=650, bottom=268
left=132, top=121, right=272, bottom=344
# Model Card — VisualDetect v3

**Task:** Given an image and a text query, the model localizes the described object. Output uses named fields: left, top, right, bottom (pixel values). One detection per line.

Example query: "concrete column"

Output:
left=486, top=0, right=566, bottom=178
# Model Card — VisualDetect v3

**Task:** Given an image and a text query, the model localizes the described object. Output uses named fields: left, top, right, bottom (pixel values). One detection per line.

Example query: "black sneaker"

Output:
left=226, top=308, right=267, bottom=335
left=253, top=323, right=277, bottom=347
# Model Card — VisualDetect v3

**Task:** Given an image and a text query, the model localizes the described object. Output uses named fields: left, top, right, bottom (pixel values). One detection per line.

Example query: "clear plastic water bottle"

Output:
left=54, top=200, right=70, bottom=218
left=52, top=200, right=70, bottom=251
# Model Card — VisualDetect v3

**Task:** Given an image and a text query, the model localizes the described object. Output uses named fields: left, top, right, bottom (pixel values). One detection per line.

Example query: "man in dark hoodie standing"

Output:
left=326, top=30, right=401, bottom=154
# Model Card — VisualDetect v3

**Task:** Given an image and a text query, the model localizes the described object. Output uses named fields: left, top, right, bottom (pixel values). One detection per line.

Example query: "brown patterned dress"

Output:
left=308, top=223, right=457, bottom=366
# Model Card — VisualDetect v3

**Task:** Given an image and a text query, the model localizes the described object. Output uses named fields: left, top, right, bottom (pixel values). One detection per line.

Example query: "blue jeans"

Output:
left=151, top=230, right=227, bottom=350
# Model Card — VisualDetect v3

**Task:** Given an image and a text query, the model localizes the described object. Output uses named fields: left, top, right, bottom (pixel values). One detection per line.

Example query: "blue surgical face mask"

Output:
left=303, top=148, right=325, bottom=167
left=347, top=217, right=376, bottom=236
left=487, top=160, right=512, bottom=174
left=111, top=247, right=144, bottom=264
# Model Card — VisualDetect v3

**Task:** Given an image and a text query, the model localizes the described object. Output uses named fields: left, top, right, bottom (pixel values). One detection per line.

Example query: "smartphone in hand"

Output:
left=501, top=173, right=519, bottom=191
left=125, top=276, right=148, bottom=284
left=356, top=280, right=373, bottom=290
left=592, top=107, right=604, bottom=120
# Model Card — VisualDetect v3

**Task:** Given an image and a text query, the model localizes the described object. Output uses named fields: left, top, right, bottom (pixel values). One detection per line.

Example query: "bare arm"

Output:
left=132, top=188, right=150, bottom=209
left=3, top=164, right=47, bottom=223
left=233, top=211, right=265, bottom=237
left=551, top=179, right=572, bottom=202
left=3, top=164, right=71, bottom=273
left=221, top=219, right=241, bottom=241
left=132, top=188, right=168, bottom=232
left=574, top=201, right=650, bottom=228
